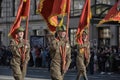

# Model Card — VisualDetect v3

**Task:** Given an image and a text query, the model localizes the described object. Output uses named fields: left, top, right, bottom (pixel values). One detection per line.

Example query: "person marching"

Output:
left=76, top=28, right=90, bottom=80
left=50, top=25, right=71, bottom=80
left=9, top=27, right=30, bottom=80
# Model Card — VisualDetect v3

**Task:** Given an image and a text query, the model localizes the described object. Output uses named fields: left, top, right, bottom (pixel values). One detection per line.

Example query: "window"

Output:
left=98, top=27, right=110, bottom=46
left=71, top=0, right=84, bottom=16
left=14, top=0, right=20, bottom=16
left=95, top=0, right=116, bottom=15
left=30, top=36, right=44, bottom=48
left=12, top=0, right=15, bottom=16
left=96, top=0, right=111, bottom=4
left=70, top=28, right=77, bottom=46
left=0, top=0, right=2, bottom=17
left=1, top=0, right=13, bottom=17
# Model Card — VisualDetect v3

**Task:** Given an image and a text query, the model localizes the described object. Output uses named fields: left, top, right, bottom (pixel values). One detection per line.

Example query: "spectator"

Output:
left=98, top=47, right=107, bottom=74
left=41, top=47, right=48, bottom=68
left=89, top=47, right=94, bottom=75
left=35, top=46, right=42, bottom=67
left=31, top=47, right=36, bottom=67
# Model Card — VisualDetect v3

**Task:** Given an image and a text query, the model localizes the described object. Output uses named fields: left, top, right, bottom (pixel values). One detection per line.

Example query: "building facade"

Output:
left=0, top=0, right=119, bottom=48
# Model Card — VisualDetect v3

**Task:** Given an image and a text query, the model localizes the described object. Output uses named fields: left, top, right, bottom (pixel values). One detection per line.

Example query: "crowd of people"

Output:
left=0, top=46, right=12, bottom=66
left=0, top=45, right=120, bottom=74
left=29, top=45, right=49, bottom=68
left=89, top=46, right=120, bottom=74
left=29, top=45, right=120, bottom=75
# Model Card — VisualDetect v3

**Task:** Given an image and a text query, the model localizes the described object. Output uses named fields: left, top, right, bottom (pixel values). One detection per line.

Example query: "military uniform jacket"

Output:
left=77, top=42, right=90, bottom=58
left=50, top=38, right=71, bottom=74
left=76, top=41, right=90, bottom=66
left=10, top=39, right=30, bottom=65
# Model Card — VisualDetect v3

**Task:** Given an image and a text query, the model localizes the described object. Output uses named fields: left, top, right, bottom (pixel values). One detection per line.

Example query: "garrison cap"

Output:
left=16, top=27, right=25, bottom=33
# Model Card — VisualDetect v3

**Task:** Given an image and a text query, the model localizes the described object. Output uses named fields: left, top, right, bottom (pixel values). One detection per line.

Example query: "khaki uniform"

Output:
left=10, top=39, right=30, bottom=80
left=76, top=41, right=90, bottom=80
left=50, top=38, right=71, bottom=80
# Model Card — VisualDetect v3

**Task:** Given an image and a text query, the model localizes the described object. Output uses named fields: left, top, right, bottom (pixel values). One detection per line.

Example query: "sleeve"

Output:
left=87, top=42, right=91, bottom=58
left=9, top=39, right=17, bottom=52
left=65, top=43, right=71, bottom=69
left=49, top=39, right=57, bottom=58
left=10, top=39, right=24, bottom=52
left=50, top=39, right=59, bottom=51
left=85, top=42, right=91, bottom=67
left=25, top=41, right=30, bottom=63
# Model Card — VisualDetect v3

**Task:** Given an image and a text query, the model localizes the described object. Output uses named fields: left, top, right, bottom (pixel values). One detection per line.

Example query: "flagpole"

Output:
left=25, top=0, right=30, bottom=41
left=23, top=0, right=30, bottom=63
left=88, top=0, right=91, bottom=42
left=25, top=17, right=29, bottom=41
left=66, top=14, right=69, bottom=38
left=66, top=0, right=71, bottom=38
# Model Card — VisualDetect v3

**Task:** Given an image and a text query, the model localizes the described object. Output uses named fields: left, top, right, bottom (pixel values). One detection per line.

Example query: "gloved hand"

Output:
left=17, top=43, right=24, bottom=48
left=62, top=67, right=68, bottom=74
left=64, top=37, right=69, bottom=43
left=21, top=61, right=27, bottom=67
left=85, top=59, right=90, bottom=67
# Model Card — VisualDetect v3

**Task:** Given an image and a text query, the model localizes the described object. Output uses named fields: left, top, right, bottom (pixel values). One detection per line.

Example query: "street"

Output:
left=0, top=66, right=120, bottom=80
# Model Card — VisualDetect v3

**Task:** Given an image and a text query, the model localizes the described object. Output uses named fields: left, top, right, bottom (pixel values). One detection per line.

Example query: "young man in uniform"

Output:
left=50, top=25, right=71, bottom=80
left=76, top=28, right=90, bottom=80
left=10, top=27, right=30, bottom=80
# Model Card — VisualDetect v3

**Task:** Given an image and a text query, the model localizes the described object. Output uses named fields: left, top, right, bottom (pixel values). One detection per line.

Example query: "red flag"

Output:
left=66, top=0, right=71, bottom=13
left=76, top=0, right=92, bottom=44
left=37, top=0, right=69, bottom=33
left=98, top=0, right=120, bottom=25
left=48, top=0, right=68, bottom=27
left=8, top=0, right=30, bottom=39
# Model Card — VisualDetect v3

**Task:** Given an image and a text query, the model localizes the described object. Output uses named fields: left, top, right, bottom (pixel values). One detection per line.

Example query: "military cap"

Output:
left=56, top=24, right=66, bottom=32
left=16, top=27, right=25, bottom=33
left=82, top=27, right=88, bottom=35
